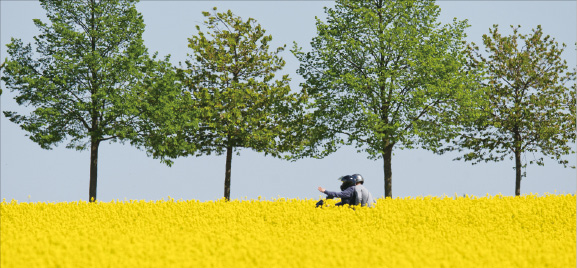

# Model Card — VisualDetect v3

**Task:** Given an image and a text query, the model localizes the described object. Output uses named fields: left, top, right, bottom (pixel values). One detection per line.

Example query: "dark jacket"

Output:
left=324, top=186, right=358, bottom=206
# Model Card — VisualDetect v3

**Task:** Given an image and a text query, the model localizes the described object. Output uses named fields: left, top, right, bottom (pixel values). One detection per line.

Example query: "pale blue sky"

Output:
left=1, top=1, right=575, bottom=202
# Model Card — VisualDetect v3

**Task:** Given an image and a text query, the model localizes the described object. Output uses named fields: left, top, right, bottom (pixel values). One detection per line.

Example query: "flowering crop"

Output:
left=1, top=194, right=575, bottom=267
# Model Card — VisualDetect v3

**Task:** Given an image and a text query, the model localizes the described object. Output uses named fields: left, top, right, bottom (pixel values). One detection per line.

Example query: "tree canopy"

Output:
left=135, top=8, right=307, bottom=200
left=2, top=0, right=167, bottom=201
left=292, top=0, right=474, bottom=197
left=445, top=25, right=576, bottom=196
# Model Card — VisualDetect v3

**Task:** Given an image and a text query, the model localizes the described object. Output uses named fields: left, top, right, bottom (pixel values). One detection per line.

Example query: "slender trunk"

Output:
left=514, top=148, right=522, bottom=197
left=513, top=127, right=522, bottom=196
left=224, top=145, right=233, bottom=201
left=376, top=0, right=392, bottom=198
left=88, top=0, right=99, bottom=203
left=89, top=138, right=100, bottom=202
left=383, top=141, right=394, bottom=198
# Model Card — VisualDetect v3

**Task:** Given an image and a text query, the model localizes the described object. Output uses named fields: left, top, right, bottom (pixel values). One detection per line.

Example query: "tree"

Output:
left=446, top=25, right=576, bottom=196
left=140, top=8, right=306, bottom=200
left=2, top=0, right=166, bottom=202
left=292, top=0, right=473, bottom=197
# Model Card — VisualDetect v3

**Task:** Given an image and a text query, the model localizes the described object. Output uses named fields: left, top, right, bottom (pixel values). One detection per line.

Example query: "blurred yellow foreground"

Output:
left=1, top=194, right=575, bottom=267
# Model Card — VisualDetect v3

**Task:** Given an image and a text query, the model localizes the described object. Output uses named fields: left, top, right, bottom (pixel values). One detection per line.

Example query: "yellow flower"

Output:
left=1, top=194, right=574, bottom=267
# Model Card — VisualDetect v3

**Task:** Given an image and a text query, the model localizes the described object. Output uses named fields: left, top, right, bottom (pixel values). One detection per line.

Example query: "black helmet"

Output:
left=338, top=175, right=355, bottom=191
left=351, top=174, right=364, bottom=185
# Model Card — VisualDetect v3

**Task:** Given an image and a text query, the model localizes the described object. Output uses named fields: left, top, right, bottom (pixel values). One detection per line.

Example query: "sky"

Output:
left=1, top=1, right=576, bottom=203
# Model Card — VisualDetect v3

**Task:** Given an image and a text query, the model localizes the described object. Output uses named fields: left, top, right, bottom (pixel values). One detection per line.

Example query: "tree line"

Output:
left=2, top=0, right=575, bottom=202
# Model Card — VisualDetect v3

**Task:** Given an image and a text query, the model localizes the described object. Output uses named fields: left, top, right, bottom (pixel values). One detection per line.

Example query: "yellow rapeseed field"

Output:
left=1, top=194, right=575, bottom=268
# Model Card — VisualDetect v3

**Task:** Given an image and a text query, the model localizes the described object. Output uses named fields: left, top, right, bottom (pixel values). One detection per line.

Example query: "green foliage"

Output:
left=165, top=8, right=307, bottom=158
left=1, top=0, right=165, bottom=201
left=292, top=0, right=473, bottom=196
left=448, top=25, right=576, bottom=170
left=2, top=0, right=155, bottom=150
left=133, top=8, right=307, bottom=198
left=293, top=0, right=472, bottom=156
left=121, top=55, right=195, bottom=167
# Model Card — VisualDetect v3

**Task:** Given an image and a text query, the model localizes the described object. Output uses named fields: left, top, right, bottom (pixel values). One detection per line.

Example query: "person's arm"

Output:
left=323, top=187, right=355, bottom=199
left=317, top=187, right=334, bottom=199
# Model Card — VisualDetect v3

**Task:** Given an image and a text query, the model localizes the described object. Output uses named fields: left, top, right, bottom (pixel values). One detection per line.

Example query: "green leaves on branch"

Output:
left=2, top=0, right=156, bottom=151
left=188, top=8, right=307, bottom=158
left=447, top=25, right=576, bottom=171
left=292, top=0, right=474, bottom=197
left=1, top=0, right=164, bottom=201
left=293, top=0, right=473, bottom=158
left=135, top=8, right=308, bottom=165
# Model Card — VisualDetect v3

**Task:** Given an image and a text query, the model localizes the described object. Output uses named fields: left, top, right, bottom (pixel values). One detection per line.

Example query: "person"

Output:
left=351, top=174, right=376, bottom=208
left=317, top=175, right=358, bottom=207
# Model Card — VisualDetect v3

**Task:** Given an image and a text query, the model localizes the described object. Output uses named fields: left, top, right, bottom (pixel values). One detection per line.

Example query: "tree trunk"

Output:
left=88, top=0, right=99, bottom=203
left=383, top=141, right=394, bottom=198
left=89, top=138, right=100, bottom=202
left=513, top=127, right=522, bottom=197
left=224, top=145, right=233, bottom=201
left=514, top=148, right=522, bottom=196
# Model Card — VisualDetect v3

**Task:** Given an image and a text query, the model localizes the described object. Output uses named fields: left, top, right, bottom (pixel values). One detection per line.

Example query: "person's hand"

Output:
left=318, top=187, right=325, bottom=193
